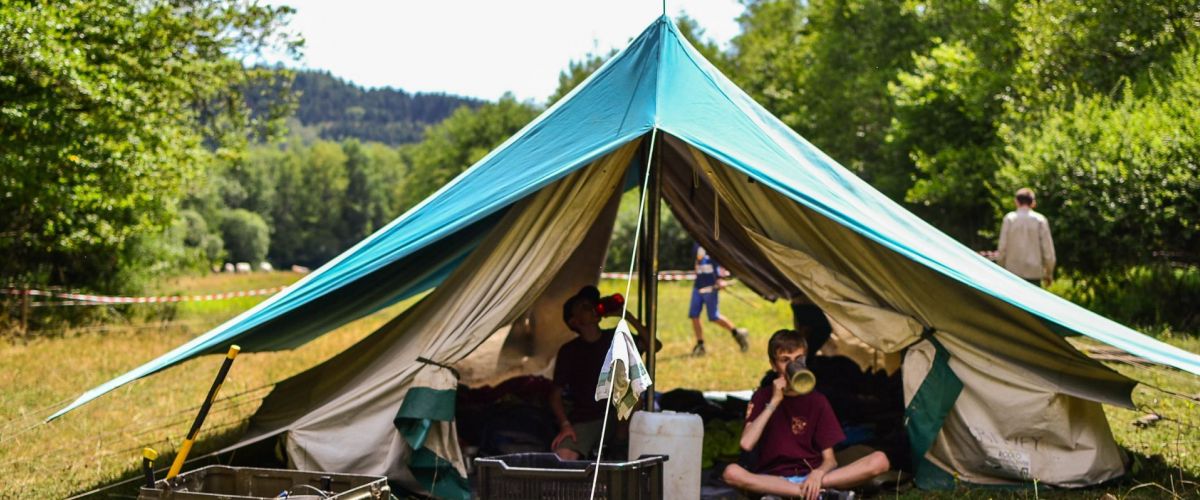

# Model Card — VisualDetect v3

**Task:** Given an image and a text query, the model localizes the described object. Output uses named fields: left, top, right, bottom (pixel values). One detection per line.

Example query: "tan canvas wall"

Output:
left=904, top=339, right=1127, bottom=487
left=454, top=189, right=621, bottom=387
left=237, top=141, right=640, bottom=489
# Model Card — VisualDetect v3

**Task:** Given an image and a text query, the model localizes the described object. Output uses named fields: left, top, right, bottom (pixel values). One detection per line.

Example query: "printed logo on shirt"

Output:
left=791, top=416, right=808, bottom=435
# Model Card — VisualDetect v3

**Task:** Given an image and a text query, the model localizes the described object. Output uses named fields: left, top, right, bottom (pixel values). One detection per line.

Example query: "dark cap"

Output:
left=562, top=285, right=601, bottom=329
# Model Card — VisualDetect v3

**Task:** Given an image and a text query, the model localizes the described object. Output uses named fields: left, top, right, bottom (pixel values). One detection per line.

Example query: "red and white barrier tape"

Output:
left=0, top=286, right=285, bottom=306
left=6, top=250, right=997, bottom=307
left=599, top=271, right=696, bottom=281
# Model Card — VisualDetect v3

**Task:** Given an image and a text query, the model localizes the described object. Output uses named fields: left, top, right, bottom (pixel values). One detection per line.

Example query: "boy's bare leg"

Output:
left=722, top=464, right=803, bottom=497
left=714, top=315, right=749, bottom=351
left=691, top=317, right=705, bottom=342
left=723, top=452, right=890, bottom=495
left=713, top=316, right=737, bottom=331
left=822, top=451, right=890, bottom=489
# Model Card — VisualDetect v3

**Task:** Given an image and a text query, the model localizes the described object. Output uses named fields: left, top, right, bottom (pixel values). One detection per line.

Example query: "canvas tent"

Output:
left=52, top=16, right=1200, bottom=495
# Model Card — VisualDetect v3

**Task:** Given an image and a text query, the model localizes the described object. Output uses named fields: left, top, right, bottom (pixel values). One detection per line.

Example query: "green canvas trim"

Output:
left=393, top=386, right=469, bottom=499
left=905, top=337, right=1046, bottom=491
left=395, top=418, right=432, bottom=449
left=914, top=456, right=958, bottom=490
left=396, top=387, right=456, bottom=421
left=905, top=336, right=964, bottom=490
left=410, top=448, right=471, bottom=500
left=394, top=386, right=455, bottom=448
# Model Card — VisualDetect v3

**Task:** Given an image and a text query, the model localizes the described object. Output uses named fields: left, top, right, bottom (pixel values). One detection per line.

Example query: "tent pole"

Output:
left=642, top=131, right=662, bottom=412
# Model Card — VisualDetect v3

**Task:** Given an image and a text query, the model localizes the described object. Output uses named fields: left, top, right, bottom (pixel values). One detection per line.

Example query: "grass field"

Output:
left=0, top=272, right=1197, bottom=498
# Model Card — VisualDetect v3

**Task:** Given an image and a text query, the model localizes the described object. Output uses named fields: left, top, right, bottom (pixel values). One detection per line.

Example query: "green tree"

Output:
left=339, top=140, right=406, bottom=247
left=999, top=43, right=1200, bottom=274
left=398, top=95, right=538, bottom=210
left=1010, top=0, right=1200, bottom=115
left=0, top=0, right=299, bottom=294
left=218, top=209, right=270, bottom=264
left=178, top=209, right=224, bottom=265
left=730, top=0, right=925, bottom=198
left=607, top=195, right=693, bottom=272
left=887, top=41, right=1010, bottom=245
left=882, top=1, right=1019, bottom=246
left=268, top=140, right=349, bottom=266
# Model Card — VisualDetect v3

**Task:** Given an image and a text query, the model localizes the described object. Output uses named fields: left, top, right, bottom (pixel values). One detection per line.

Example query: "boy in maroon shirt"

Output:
left=549, top=286, right=653, bottom=460
left=723, top=329, right=889, bottom=500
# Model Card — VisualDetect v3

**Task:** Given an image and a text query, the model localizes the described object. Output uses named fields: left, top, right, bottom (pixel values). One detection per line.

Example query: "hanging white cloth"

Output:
left=595, top=319, right=653, bottom=420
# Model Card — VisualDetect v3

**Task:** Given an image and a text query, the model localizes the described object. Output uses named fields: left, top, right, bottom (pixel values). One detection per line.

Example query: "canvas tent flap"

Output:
left=454, top=179, right=623, bottom=387
left=902, top=337, right=963, bottom=489
left=659, top=138, right=797, bottom=301
left=237, top=142, right=637, bottom=483
left=904, top=339, right=1127, bottom=488
left=394, top=365, right=470, bottom=499
left=673, top=142, right=1137, bottom=406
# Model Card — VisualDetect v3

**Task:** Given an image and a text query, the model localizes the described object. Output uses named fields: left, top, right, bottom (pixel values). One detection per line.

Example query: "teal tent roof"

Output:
left=51, top=17, right=1200, bottom=420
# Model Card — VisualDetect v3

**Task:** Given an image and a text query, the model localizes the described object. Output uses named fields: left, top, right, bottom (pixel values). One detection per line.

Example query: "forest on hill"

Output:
left=284, top=70, right=482, bottom=145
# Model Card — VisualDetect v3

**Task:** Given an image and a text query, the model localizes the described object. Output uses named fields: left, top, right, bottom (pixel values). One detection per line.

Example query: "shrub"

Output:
left=1052, top=265, right=1200, bottom=332
left=218, top=209, right=270, bottom=265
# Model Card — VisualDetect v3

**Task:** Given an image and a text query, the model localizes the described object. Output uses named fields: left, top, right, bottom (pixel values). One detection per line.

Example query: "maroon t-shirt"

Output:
left=552, top=329, right=615, bottom=422
left=745, top=386, right=846, bottom=477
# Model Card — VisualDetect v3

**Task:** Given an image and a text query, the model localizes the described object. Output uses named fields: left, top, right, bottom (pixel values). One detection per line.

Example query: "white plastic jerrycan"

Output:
left=629, top=410, right=704, bottom=500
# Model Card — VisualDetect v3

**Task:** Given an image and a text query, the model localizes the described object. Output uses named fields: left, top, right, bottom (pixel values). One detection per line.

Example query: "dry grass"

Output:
left=0, top=272, right=412, bottom=498
left=0, top=274, right=1196, bottom=498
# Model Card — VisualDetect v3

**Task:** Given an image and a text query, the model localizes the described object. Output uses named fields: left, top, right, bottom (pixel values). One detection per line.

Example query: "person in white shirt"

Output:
left=996, top=187, right=1056, bottom=287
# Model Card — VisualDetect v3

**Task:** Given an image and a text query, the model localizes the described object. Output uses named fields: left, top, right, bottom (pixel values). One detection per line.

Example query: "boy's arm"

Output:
left=549, top=385, right=576, bottom=449
left=1040, top=218, right=1056, bottom=283
left=740, top=377, right=785, bottom=451
left=621, top=312, right=662, bottom=353
left=799, top=448, right=837, bottom=500
left=996, top=216, right=1010, bottom=266
left=549, top=385, right=569, bottom=429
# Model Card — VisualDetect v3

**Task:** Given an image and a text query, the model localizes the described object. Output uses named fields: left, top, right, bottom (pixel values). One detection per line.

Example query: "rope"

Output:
left=0, top=401, right=257, bottom=470
left=1145, top=384, right=1200, bottom=404
left=590, top=128, right=658, bottom=500
left=0, top=380, right=274, bottom=447
left=1134, top=404, right=1200, bottom=432
left=61, top=424, right=241, bottom=500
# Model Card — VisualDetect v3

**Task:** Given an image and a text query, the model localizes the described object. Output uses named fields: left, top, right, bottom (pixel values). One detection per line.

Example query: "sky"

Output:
left=262, top=0, right=745, bottom=103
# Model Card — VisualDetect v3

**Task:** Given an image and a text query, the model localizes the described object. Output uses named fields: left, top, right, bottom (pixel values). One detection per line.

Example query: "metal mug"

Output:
left=786, top=358, right=816, bottom=395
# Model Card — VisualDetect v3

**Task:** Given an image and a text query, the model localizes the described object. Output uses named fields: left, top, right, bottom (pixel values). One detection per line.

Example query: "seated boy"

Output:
left=723, top=329, right=889, bottom=500
left=549, top=285, right=653, bottom=460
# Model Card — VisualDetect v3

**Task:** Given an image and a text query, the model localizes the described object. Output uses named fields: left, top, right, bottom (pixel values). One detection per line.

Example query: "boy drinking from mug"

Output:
left=722, top=329, right=889, bottom=500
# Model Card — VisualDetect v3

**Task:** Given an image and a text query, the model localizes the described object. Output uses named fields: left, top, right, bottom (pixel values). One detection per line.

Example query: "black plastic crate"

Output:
left=474, top=453, right=666, bottom=500
left=137, top=466, right=389, bottom=499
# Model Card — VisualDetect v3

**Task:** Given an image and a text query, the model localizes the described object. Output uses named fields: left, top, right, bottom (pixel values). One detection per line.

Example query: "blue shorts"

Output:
left=688, top=288, right=719, bottom=320
left=785, top=474, right=809, bottom=484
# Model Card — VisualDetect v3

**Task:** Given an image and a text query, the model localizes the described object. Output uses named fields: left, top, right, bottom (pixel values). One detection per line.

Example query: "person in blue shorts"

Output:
left=690, top=244, right=749, bottom=355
